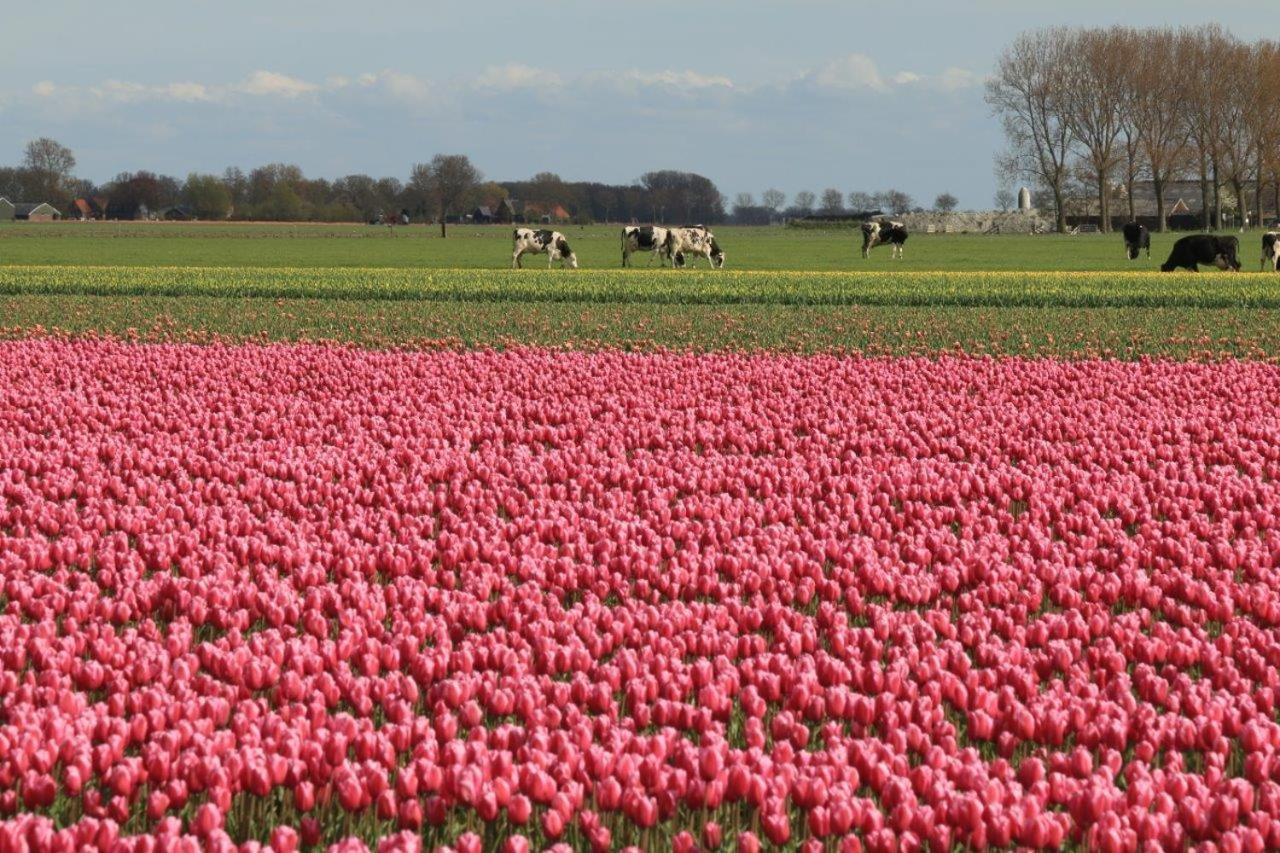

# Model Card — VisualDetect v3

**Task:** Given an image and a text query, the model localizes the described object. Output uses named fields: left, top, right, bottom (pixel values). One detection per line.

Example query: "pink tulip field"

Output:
left=4, top=338, right=1280, bottom=851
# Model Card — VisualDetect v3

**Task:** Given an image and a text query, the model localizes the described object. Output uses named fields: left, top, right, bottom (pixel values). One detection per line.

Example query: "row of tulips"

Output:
left=2, top=341, right=1280, bottom=849
left=2, top=264, right=1280, bottom=308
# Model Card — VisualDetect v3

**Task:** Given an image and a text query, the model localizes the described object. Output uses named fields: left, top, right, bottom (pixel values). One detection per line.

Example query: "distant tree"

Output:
left=182, top=173, right=232, bottom=219
left=22, top=138, right=76, bottom=205
left=410, top=154, right=481, bottom=237
left=638, top=170, right=725, bottom=223
left=820, top=188, right=844, bottom=214
left=847, top=191, right=874, bottom=212
left=734, top=192, right=755, bottom=210
left=883, top=189, right=914, bottom=214
left=934, top=192, right=959, bottom=213
left=761, top=188, right=785, bottom=213
left=527, top=172, right=566, bottom=207
left=106, top=171, right=171, bottom=212
left=475, top=181, right=509, bottom=208
left=256, top=182, right=307, bottom=221
left=247, top=163, right=306, bottom=208
left=331, top=174, right=382, bottom=218
left=994, top=188, right=1016, bottom=211
left=0, top=167, right=36, bottom=201
left=792, top=191, right=816, bottom=214
left=222, top=167, right=248, bottom=214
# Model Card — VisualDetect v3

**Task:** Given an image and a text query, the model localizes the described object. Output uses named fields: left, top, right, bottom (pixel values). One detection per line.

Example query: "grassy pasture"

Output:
left=3, top=221, right=1276, bottom=358
left=3, top=219, right=1277, bottom=272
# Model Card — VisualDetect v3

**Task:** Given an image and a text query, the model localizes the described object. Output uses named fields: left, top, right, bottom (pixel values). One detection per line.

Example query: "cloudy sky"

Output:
left=0, top=1, right=1261, bottom=208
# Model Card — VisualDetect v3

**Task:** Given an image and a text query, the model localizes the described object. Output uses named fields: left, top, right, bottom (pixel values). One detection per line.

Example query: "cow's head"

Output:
left=709, top=238, right=726, bottom=268
left=1216, top=237, right=1242, bottom=271
left=556, top=237, right=579, bottom=268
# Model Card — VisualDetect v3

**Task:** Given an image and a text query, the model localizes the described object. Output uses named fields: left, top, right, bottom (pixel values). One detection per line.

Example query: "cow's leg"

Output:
left=512, top=248, right=523, bottom=269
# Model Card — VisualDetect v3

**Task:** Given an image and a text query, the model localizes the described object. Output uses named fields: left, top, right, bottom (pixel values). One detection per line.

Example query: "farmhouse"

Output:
left=12, top=202, right=62, bottom=221
left=70, top=197, right=108, bottom=220
left=155, top=205, right=195, bottom=221
left=1068, top=179, right=1273, bottom=230
left=105, top=200, right=150, bottom=221
left=521, top=202, right=571, bottom=224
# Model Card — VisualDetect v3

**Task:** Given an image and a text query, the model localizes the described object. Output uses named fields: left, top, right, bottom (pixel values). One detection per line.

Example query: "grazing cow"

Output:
left=1263, top=232, right=1279, bottom=271
left=861, top=220, right=908, bottom=259
left=1160, top=234, right=1241, bottom=272
left=665, top=226, right=725, bottom=269
left=512, top=228, right=578, bottom=269
left=1122, top=222, right=1150, bottom=260
left=621, top=225, right=674, bottom=267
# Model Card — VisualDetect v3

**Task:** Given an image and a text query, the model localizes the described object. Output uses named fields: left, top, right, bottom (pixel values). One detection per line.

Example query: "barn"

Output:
left=13, top=202, right=62, bottom=221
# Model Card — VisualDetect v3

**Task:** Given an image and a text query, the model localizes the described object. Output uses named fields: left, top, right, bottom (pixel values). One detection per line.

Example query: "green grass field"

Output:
left=2, top=221, right=1276, bottom=358
left=3, top=219, right=1274, bottom=271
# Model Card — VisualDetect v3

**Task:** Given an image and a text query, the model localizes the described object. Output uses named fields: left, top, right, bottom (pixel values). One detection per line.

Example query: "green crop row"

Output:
left=2, top=265, right=1279, bottom=308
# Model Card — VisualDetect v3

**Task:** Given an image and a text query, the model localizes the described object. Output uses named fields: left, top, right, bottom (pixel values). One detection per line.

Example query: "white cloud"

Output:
left=581, top=69, right=734, bottom=98
left=370, top=70, right=432, bottom=102
left=936, top=67, right=981, bottom=91
left=474, top=64, right=560, bottom=91
left=236, top=71, right=317, bottom=98
left=91, top=80, right=213, bottom=103
left=809, top=54, right=887, bottom=92
left=32, top=81, right=58, bottom=97
left=802, top=54, right=980, bottom=94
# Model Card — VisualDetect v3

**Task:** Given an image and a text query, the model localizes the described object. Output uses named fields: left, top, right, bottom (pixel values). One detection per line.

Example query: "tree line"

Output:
left=0, top=138, right=957, bottom=230
left=988, top=24, right=1280, bottom=233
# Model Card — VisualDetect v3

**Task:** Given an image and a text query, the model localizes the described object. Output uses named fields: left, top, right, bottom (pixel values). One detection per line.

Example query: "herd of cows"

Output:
left=510, top=221, right=1280, bottom=272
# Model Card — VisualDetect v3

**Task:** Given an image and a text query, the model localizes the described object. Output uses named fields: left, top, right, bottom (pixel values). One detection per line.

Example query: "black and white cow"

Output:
left=861, top=220, right=908, bottom=259
left=512, top=228, right=578, bottom=269
left=1122, top=222, right=1150, bottom=260
left=621, top=225, right=673, bottom=267
left=1262, top=232, right=1279, bottom=271
left=1160, top=234, right=1241, bottom=272
left=665, top=226, right=725, bottom=269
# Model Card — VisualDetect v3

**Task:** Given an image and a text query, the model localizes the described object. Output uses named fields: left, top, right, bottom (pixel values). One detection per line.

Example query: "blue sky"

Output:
left=0, top=1, right=1262, bottom=209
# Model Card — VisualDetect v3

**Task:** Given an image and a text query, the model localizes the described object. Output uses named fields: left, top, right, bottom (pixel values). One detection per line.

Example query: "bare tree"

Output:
left=1128, top=28, right=1189, bottom=231
left=820, top=188, right=844, bottom=214
left=734, top=192, right=756, bottom=210
left=761, top=188, right=786, bottom=213
left=792, top=191, right=815, bottom=214
left=1060, top=28, right=1128, bottom=232
left=1115, top=30, right=1146, bottom=224
left=987, top=28, right=1076, bottom=232
left=1251, top=40, right=1280, bottom=224
left=934, top=192, right=959, bottom=213
left=994, top=188, right=1016, bottom=211
left=409, top=154, right=481, bottom=237
left=1180, top=26, right=1235, bottom=230
left=1217, top=39, right=1257, bottom=230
